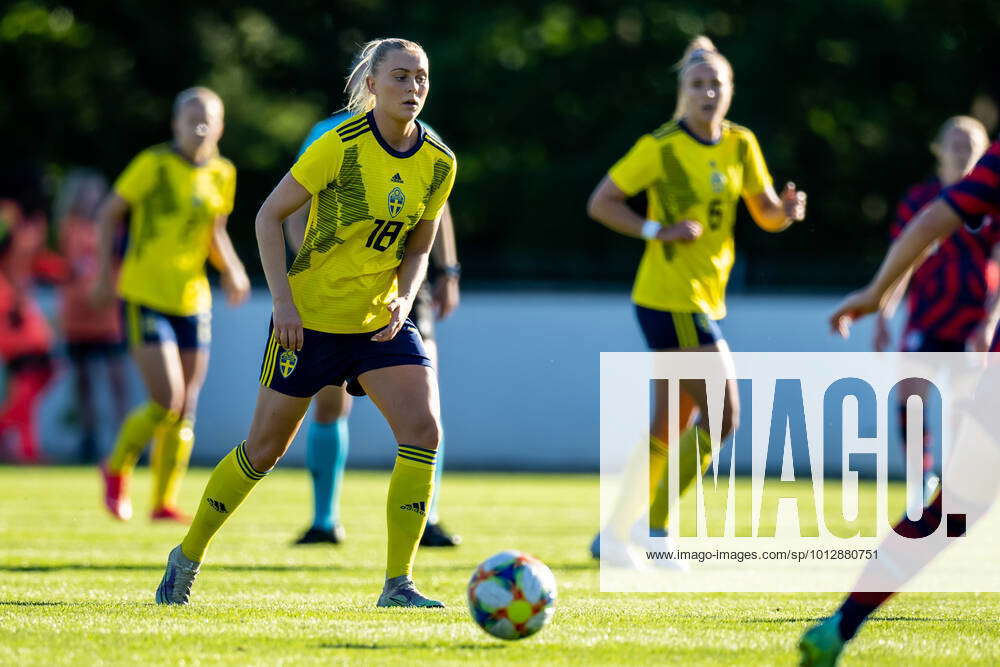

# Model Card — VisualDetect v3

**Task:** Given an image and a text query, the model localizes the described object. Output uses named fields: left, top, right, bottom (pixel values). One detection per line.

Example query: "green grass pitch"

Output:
left=1, top=466, right=998, bottom=665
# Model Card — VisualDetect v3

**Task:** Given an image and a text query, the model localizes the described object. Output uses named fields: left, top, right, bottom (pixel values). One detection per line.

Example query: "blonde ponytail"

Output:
left=672, top=35, right=733, bottom=120
left=680, top=35, right=718, bottom=68
left=344, top=38, right=425, bottom=115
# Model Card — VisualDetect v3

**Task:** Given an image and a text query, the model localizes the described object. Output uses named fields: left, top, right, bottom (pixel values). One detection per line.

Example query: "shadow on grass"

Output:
left=0, top=563, right=358, bottom=573
left=0, top=562, right=588, bottom=575
left=738, top=616, right=963, bottom=624
left=318, top=643, right=507, bottom=651
left=873, top=616, right=973, bottom=623
left=0, top=600, right=67, bottom=606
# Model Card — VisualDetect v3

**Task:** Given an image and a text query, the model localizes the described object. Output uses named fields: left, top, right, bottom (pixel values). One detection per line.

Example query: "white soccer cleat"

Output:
left=629, top=513, right=652, bottom=543
left=595, top=530, right=648, bottom=571
left=155, top=545, right=201, bottom=605
left=644, top=530, right=690, bottom=572
left=628, top=516, right=689, bottom=571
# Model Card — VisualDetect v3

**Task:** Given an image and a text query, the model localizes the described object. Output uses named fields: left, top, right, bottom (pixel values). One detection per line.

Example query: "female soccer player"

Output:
left=95, top=87, right=250, bottom=522
left=800, top=139, right=1000, bottom=666
left=586, top=36, right=806, bottom=567
left=0, top=198, right=64, bottom=463
left=156, top=38, right=457, bottom=608
left=286, top=111, right=461, bottom=549
left=873, top=116, right=996, bottom=500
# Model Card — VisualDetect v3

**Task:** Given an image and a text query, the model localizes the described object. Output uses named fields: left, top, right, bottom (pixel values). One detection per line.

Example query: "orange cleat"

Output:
left=151, top=506, right=192, bottom=524
left=101, top=465, right=133, bottom=521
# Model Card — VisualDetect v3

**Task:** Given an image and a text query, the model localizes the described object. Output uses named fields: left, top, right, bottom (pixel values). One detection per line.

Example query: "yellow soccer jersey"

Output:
left=608, top=120, right=772, bottom=320
left=288, top=112, right=457, bottom=333
left=114, top=144, right=236, bottom=316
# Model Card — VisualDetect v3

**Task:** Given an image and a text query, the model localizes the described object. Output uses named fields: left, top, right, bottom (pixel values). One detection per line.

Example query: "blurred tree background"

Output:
left=2, top=0, right=998, bottom=289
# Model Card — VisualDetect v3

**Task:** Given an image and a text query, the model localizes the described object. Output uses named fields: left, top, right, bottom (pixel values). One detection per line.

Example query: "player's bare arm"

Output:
left=256, top=171, right=311, bottom=351
left=587, top=176, right=702, bottom=242
left=372, top=214, right=440, bottom=342
left=831, top=198, right=962, bottom=337
left=745, top=181, right=807, bottom=232
left=208, top=214, right=250, bottom=306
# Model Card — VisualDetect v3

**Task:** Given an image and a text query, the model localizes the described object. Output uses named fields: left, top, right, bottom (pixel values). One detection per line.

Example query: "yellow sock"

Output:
left=180, top=442, right=266, bottom=563
left=106, top=401, right=177, bottom=474
left=151, top=418, right=195, bottom=510
left=386, top=444, right=436, bottom=579
left=649, top=426, right=713, bottom=531
left=649, top=435, right=668, bottom=505
left=603, top=438, right=650, bottom=541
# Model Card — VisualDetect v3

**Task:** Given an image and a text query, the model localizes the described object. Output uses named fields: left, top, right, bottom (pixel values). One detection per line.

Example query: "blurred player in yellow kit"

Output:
left=587, top=36, right=807, bottom=568
left=95, top=87, right=250, bottom=522
left=155, top=38, right=457, bottom=608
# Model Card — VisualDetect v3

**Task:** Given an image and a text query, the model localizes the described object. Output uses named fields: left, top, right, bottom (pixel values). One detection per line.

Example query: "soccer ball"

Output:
left=467, top=550, right=557, bottom=640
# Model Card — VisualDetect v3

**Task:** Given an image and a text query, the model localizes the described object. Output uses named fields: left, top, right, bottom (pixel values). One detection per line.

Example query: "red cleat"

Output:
left=101, top=465, right=133, bottom=521
left=151, top=506, right=192, bottom=524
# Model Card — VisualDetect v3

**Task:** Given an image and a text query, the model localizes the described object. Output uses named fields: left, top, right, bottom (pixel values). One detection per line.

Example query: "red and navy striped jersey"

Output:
left=892, top=169, right=1000, bottom=342
left=942, top=140, right=1000, bottom=225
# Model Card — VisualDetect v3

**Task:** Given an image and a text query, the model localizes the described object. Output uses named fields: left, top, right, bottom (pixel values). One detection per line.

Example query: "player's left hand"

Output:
left=830, top=286, right=880, bottom=338
left=221, top=268, right=251, bottom=306
left=433, top=276, right=460, bottom=321
left=781, top=182, right=807, bottom=222
left=372, top=296, right=412, bottom=342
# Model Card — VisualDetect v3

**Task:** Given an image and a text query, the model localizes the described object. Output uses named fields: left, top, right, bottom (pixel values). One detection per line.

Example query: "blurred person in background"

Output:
left=94, top=87, right=250, bottom=522
left=872, top=116, right=996, bottom=501
left=56, top=170, right=130, bottom=463
left=0, top=196, right=67, bottom=463
left=586, top=36, right=807, bottom=569
left=285, top=108, right=461, bottom=549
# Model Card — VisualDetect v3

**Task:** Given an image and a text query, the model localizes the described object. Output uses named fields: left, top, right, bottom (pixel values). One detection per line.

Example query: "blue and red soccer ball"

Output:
left=467, top=550, right=557, bottom=640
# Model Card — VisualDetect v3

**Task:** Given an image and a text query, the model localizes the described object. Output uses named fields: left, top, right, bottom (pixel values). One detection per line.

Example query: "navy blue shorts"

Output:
left=66, top=339, right=127, bottom=362
left=124, top=302, right=210, bottom=350
left=635, top=305, right=723, bottom=350
left=900, top=330, right=965, bottom=353
left=258, top=318, right=432, bottom=398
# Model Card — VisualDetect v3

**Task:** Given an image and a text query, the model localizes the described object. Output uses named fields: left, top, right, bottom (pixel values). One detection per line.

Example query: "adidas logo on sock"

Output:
left=390, top=173, right=404, bottom=183
left=207, top=498, right=228, bottom=513
left=400, top=501, right=426, bottom=516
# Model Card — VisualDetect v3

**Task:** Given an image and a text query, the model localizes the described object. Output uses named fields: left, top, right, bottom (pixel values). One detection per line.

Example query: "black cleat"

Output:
left=420, top=521, right=461, bottom=547
left=293, top=525, right=346, bottom=545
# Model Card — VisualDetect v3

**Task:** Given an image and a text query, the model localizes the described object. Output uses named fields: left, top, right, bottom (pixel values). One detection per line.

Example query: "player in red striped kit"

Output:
left=873, top=117, right=997, bottom=501
left=801, top=139, right=1000, bottom=665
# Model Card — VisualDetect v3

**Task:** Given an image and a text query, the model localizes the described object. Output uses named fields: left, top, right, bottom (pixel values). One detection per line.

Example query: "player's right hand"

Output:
left=659, top=220, right=702, bottom=243
left=273, top=298, right=303, bottom=351
left=830, top=287, right=880, bottom=339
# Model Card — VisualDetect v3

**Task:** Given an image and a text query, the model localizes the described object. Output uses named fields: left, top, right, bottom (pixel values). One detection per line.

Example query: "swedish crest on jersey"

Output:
left=709, top=161, right=726, bottom=194
left=279, top=349, right=298, bottom=378
left=388, top=186, right=405, bottom=218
